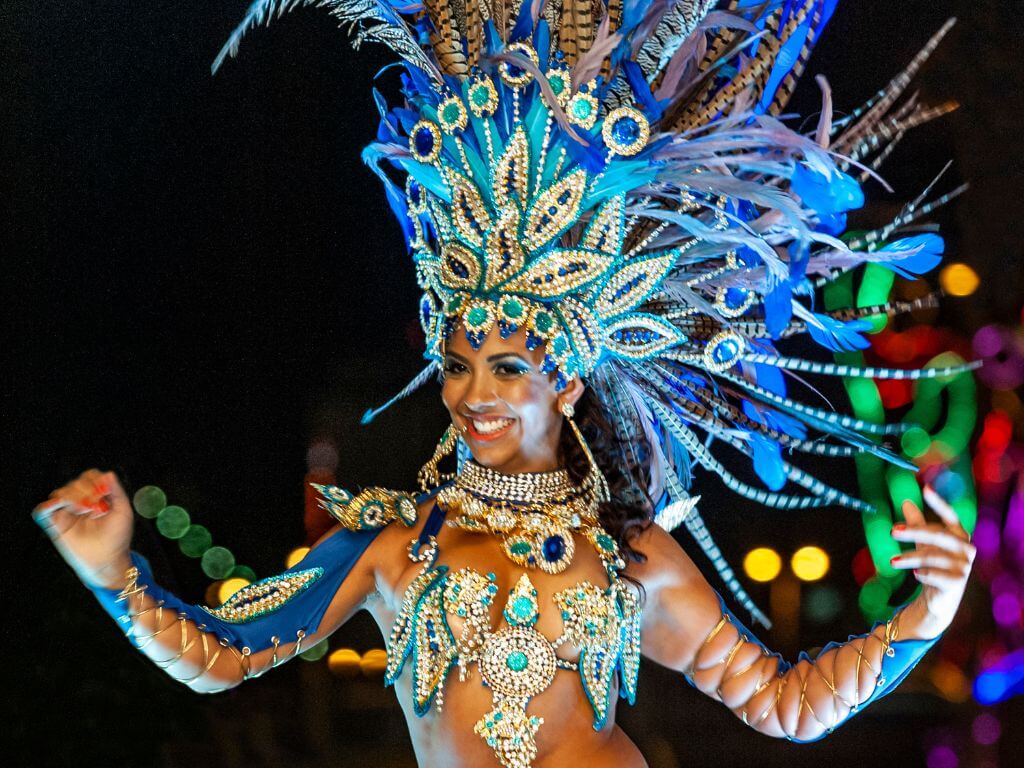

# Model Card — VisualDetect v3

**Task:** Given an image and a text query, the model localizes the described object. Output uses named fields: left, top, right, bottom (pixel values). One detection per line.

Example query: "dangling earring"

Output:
left=560, top=401, right=611, bottom=506
left=418, top=424, right=458, bottom=491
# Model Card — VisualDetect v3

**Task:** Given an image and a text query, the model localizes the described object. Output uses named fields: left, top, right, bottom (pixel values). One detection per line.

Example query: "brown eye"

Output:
left=443, top=359, right=467, bottom=375
left=495, top=362, right=529, bottom=376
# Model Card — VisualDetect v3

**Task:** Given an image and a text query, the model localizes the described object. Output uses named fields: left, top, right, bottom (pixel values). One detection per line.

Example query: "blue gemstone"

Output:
left=712, top=338, right=739, bottom=364
left=611, top=116, right=640, bottom=145
left=542, top=535, right=566, bottom=562
left=725, top=287, right=748, bottom=309
left=414, top=127, right=435, bottom=157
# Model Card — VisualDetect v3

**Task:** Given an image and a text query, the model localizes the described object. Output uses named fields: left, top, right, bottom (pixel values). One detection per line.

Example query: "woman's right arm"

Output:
left=33, top=469, right=389, bottom=693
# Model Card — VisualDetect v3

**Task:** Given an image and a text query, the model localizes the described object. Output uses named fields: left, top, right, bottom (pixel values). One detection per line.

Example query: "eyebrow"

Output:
left=444, top=351, right=531, bottom=365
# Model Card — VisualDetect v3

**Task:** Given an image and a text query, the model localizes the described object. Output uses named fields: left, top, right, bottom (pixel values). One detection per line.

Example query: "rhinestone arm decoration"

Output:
left=684, top=597, right=941, bottom=742
left=110, top=560, right=312, bottom=692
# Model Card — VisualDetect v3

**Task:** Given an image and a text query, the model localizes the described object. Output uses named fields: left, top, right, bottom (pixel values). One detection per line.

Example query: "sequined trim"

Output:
left=202, top=567, right=323, bottom=624
left=312, top=485, right=418, bottom=531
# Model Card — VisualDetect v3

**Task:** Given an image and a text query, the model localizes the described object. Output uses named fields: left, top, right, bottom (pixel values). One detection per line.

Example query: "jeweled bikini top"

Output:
left=386, top=465, right=641, bottom=768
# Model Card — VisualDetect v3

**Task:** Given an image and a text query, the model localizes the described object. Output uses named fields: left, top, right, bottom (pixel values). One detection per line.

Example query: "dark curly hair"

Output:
left=558, top=386, right=654, bottom=566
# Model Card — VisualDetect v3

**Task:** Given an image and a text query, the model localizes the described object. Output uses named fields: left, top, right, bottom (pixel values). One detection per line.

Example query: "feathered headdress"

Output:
left=215, top=1, right=971, bottom=626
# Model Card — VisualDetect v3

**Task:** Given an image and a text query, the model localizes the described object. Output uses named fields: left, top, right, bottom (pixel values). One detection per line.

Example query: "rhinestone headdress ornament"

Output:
left=216, top=2, right=973, bottom=625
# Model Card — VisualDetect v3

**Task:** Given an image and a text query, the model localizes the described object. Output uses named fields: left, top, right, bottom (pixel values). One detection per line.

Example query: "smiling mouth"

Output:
left=464, top=416, right=516, bottom=442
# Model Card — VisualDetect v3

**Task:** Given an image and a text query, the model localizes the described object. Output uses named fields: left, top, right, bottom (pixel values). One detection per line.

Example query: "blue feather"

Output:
left=875, top=234, right=945, bottom=279
left=764, top=275, right=793, bottom=339
left=805, top=313, right=872, bottom=352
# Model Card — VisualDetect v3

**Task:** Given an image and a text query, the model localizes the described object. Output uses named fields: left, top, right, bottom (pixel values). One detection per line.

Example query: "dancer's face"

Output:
left=441, top=326, right=583, bottom=475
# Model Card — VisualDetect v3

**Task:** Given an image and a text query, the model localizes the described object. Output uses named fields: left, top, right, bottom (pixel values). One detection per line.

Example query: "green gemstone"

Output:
left=510, top=541, right=532, bottom=556
left=596, top=533, right=615, bottom=550
left=442, top=103, right=461, bottom=124
left=572, top=97, right=592, bottom=119
left=506, top=651, right=528, bottom=672
left=471, top=86, right=489, bottom=107
left=549, top=75, right=564, bottom=95
left=467, top=306, right=489, bottom=328
left=447, top=294, right=464, bottom=312
left=533, top=312, right=553, bottom=333
left=502, top=298, right=524, bottom=319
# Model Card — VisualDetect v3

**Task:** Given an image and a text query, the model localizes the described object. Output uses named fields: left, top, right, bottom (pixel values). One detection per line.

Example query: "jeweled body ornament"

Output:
left=386, top=464, right=640, bottom=768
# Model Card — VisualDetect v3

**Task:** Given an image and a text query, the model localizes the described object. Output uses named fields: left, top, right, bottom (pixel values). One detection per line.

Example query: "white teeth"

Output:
left=471, top=417, right=514, bottom=435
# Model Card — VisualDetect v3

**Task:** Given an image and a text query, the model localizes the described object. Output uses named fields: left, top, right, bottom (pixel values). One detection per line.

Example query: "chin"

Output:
left=466, top=444, right=520, bottom=471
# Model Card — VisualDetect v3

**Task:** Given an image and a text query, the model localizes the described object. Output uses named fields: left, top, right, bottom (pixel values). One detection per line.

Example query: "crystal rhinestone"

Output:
left=542, top=535, right=566, bottom=563
left=505, top=651, right=528, bottom=671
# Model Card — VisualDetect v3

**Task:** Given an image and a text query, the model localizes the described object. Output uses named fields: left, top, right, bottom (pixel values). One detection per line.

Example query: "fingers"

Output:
left=900, top=498, right=926, bottom=527
left=923, top=485, right=967, bottom=533
left=32, top=468, right=118, bottom=535
left=912, top=568, right=965, bottom=590
left=892, top=524, right=972, bottom=555
left=890, top=547, right=960, bottom=572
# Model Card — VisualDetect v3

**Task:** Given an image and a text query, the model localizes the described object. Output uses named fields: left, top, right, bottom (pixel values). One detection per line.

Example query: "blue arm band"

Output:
left=88, top=526, right=382, bottom=654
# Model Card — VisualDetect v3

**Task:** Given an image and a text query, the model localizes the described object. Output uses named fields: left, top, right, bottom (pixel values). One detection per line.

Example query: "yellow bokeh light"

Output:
left=328, top=648, right=362, bottom=678
left=360, top=648, right=388, bottom=677
left=216, top=577, right=251, bottom=605
left=791, top=546, right=830, bottom=582
left=939, top=263, right=979, bottom=297
left=286, top=546, right=310, bottom=568
left=743, top=547, right=782, bottom=582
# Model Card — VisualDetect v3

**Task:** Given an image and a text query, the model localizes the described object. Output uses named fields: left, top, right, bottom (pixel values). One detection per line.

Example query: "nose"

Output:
left=463, top=371, right=498, bottom=413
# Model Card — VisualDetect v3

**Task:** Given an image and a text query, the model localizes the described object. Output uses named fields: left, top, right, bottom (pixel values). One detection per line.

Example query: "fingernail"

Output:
left=892, top=524, right=906, bottom=533
left=890, top=555, right=901, bottom=564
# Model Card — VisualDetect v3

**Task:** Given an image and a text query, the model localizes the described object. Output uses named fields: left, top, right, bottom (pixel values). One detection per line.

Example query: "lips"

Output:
left=464, top=416, right=516, bottom=442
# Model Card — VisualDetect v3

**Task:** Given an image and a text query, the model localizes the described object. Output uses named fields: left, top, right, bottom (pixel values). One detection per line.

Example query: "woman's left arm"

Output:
left=627, top=486, right=974, bottom=742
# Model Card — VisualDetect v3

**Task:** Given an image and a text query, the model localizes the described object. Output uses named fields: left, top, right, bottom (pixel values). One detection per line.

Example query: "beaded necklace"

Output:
left=440, top=461, right=601, bottom=574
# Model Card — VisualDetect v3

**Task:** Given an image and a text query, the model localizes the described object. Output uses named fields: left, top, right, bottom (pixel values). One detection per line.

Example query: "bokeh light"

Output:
left=156, top=505, right=190, bottom=539
left=132, top=485, right=167, bottom=519
left=804, top=584, right=843, bottom=624
left=216, top=577, right=251, bottom=605
left=939, top=262, right=979, bottom=297
left=300, top=640, right=329, bottom=662
left=971, top=712, right=1001, bottom=745
left=287, top=547, right=310, bottom=568
left=743, top=548, right=782, bottom=582
left=360, top=648, right=388, bottom=677
left=178, top=524, right=213, bottom=558
left=328, top=648, right=362, bottom=676
left=201, top=545, right=236, bottom=579
left=791, top=546, right=830, bottom=581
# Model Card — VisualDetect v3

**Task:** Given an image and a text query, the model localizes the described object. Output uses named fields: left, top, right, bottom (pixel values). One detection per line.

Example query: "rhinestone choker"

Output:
left=453, top=461, right=578, bottom=505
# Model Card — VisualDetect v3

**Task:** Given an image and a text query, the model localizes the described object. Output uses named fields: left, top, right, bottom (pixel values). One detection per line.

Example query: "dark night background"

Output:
left=5, top=1, right=1024, bottom=766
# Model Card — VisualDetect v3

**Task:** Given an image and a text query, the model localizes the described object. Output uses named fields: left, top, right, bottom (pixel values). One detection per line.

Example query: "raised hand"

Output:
left=32, top=469, right=135, bottom=589
left=890, top=485, right=976, bottom=635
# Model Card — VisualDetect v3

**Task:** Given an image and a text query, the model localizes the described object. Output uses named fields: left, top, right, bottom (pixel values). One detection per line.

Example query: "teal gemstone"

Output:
left=471, top=86, right=490, bottom=107
left=442, top=103, right=461, bottom=124
left=533, top=312, right=553, bottom=334
left=550, top=75, right=565, bottom=95
left=467, top=306, right=489, bottom=328
left=512, top=596, right=533, bottom=617
left=502, top=298, right=524, bottom=319
left=495, top=712, right=503, bottom=721
left=506, top=651, right=528, bottom=672
left=509, top=541, right=532, bottom=556
left=572, top=98, right=592, bottom=119
left=596, top=533, right=615, bottom=551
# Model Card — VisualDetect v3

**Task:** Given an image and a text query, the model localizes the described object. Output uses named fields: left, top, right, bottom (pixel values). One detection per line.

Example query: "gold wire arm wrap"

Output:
left=113, top=566, right=310, bottom=693
left=685, top=606, right=905, bottom=742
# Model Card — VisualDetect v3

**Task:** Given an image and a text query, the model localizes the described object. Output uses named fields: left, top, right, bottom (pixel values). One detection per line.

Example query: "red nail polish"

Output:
left=892, top=524, right=906, bottom=532
left=890, top=555, right=901, bottom=564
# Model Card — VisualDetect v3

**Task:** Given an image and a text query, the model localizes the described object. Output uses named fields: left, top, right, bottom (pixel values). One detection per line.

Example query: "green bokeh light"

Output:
left=156, top=505, right=190, bottom=539
left=179, top=524, right=213, bottom=558
left=133, top=486, right=167, bottom=519
left=201, top=546, right=236, bottom=579
left=300, top=640, right=329, bottom=662
left=230, top=564, right=258, bottom=582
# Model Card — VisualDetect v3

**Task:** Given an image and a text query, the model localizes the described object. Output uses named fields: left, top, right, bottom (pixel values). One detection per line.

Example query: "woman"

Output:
left=33, top=2, right=976, bottom=766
